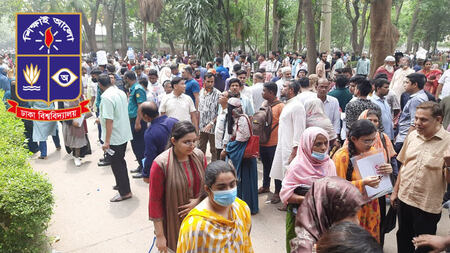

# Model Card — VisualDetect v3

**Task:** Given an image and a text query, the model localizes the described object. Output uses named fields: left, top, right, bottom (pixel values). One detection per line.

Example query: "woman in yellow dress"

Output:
left=332, top=119, right=392, bottom=241
left=177, top=160, right=253, bottom=253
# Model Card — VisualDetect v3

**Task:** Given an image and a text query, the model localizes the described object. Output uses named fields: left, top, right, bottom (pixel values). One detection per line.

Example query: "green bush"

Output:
left=0, top=95, right=54, bottom=253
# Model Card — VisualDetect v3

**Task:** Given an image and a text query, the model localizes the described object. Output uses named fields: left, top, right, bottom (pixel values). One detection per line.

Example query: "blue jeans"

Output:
left=38, top=133, right=61, bottom=157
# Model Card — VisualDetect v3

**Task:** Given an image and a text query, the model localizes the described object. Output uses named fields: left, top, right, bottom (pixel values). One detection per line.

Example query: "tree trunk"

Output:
left=271, top=0, right=280, bottom=51
left=75, top=0, right=101, bottom=52
left=224, top=0, right=232, bottom=51
left=413, top=42, right=419, bottom=53
left=303, top=0, right=317, bottom=74
left=142, top=22, right=147, bottom=53
left=120, top=0, right=127, bottom=58
left=357, top=1, right=369, bottom=55
left=345, top=0, right=360, bottom=56
left=369, top=0, right=399, bottom=76
left=394, top=0, right=403, bottom=25
left=264, top=0, right=270, bottom=56
left=168, top=40, right=175, bottom=55
left=319, top=0, right=332, bottom=53
left=103, top=0, right=117, bottom=54
left=292, top=0, right=303, bottom=51
left=240, top=37, right=245, bottom=52
left=406, top=0, right=421, bottom=53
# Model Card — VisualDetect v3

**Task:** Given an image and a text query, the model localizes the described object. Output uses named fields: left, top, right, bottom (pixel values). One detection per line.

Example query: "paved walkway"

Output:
left=31, top=118, right=449, bottom=253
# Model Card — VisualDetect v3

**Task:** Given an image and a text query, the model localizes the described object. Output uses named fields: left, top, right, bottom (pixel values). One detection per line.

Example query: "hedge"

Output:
left=0, top=94, right=54, bottom=253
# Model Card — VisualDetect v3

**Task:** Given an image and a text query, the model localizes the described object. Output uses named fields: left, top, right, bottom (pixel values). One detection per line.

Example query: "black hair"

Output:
left=373, top=78, right=389, bottom=91
left=139, top=78, right=148, bottom=89
left=232, top=64, right=242, bottom=73
left=204, top=160, right=236, bottom=188
left=169, top=121, right=196, bottom=148
left=228, top=78, right=242, bottom=87
left=236, top=69, right=246, bottom=76
left=297, top=69, right=308, bottom=76
left=349, top=75, right=366, bottom=84
left=120, top=67, right=128, bottom=75
left=148, top=69, right=158, bottom=77
left=335, top=76, right=349, bottom=89
left=263, top=82, right=278, bottom=95
left=124, top=70, right=137, bottom=81
left=170, top=64, right=178, bottom=70
left=226, top=103, right=237, bottom=135
left=260, top=53, right=266, bottom=59
left=288, top=80, right=301, bottom=95
left=373, top=73, right=388, bottom=80
left=346, top=119, right=377, bottom=181
left=98, top=73, right=111, bottom=87
left=162, top=80, right=171, bottom=88
left=257, top=68, right=266, bottom=73
left=356, top=79, right=372, bottom=97
left=106, top=64, right=115, bottom=73
left=317, top=222, right=383, bottom=253
left=320, top=52, right=327, bottom=58
left=171, top=77, right=183, bottom=88
left=140, top=102, right=159, bottom=119
left=406, top=73, right=426, bottom=89
left=298, top=77, right=310, bottom=88
left=342, top=67, right=352, bottom=75
left=135, top=64, right=143, bottom=71
left=90, top=68, right=102, bottom=75
left=215, top=57, right=223, bottom=64
left=204, top=72, right=214, bottom=80
left=335, top=51, right=342, bottom=58
left=184, top=66, right=193, bottom=75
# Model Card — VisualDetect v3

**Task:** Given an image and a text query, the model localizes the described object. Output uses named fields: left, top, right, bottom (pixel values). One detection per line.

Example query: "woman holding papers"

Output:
left=332, top=119, right=393, bottom=242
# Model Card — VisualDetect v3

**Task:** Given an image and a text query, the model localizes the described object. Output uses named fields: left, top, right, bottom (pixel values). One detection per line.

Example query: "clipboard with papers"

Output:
left=350, top=150, right=393, bottom=200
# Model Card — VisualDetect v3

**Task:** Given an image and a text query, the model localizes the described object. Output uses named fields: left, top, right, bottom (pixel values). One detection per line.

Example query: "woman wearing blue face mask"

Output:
left=279, top=127, right=337, bottom=253
left=177, top=160, right=253, bottom=252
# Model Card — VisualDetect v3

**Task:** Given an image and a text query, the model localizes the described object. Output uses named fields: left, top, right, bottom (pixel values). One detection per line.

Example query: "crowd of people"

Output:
left=1, top=49, right=450, bottom=252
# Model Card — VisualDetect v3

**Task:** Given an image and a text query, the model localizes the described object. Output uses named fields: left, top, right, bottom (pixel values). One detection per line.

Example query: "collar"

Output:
left=371, top=93, right=384, bottom=101
left=410, top=89, right=424, bottom=98
left=171, top=91, right=183, bottom=98
left=151, top=115, right=168, bottom=124
left=416, top=126, right=447, bottom=141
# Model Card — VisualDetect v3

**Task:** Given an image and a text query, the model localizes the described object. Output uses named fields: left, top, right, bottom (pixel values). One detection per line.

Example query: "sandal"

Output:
left=258, top=187, right=270, bottom=194
left=110, top=193, right=132, bottom=202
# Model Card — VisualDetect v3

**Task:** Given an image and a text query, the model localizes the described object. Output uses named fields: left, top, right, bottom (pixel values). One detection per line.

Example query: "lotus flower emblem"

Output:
left=23, top=64, right=41, bottom=86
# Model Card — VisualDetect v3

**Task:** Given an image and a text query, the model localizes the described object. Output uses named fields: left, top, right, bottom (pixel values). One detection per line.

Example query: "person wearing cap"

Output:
left=356, top=52, right=371, bottom=76
left=374, top=55, right=396, bottom=82
left=276, top=66, right=292, bottom=98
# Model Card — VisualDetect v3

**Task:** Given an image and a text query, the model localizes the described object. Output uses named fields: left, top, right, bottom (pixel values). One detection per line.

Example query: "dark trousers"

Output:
left=444, top=184, right=450, bottom=203
left=379, top=196, right=386, bottom=247
left=110, top=142, right=131, bottom=196
left=217, top=149, right=223, bottom=161
left=96, top=111, right=103, bottom=144
left=129, top=117, right=147, bottom=168
left=23, top=119, right=39, bottom=153
left=199, top=132, right=216, bottom=161
left=397, top=200, right=441, bottom=253
left=260, top=145, right=282, bottom=193
left=394, top=142, right=404, bottom=168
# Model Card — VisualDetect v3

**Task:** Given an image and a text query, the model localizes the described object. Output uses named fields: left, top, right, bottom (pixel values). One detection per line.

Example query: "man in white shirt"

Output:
left=390, top=56, right=415, bottom=101
left=249, top=72, right=265, bottom=110
left=270, top=80, right=306, bottom=188
left=297, top=77, right=316, bottom=105
left=316, top=78, right=341, bottom=136
left=275, top=66, right=292, bottom=98
left=267, top=51, right=281, bottom=76
left=159, top=77, right=198, bottom=132
left=436, top=69, right=450, bottom=100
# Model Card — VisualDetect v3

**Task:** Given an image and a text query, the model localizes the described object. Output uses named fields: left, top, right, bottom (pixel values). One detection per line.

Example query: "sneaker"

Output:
left=74, top=157, right=81, bottom=167
left=443, top=200, right=450, bottom=209
left=130, top=166, right=142, bottom=173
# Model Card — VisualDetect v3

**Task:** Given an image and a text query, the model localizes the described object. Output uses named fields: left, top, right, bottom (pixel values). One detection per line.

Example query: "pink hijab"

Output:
left=280, top=127, right=337, bottom=204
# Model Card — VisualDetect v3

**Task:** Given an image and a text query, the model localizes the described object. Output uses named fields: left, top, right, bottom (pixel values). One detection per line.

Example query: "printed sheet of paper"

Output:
left=353, top=151, right=393, bottom=200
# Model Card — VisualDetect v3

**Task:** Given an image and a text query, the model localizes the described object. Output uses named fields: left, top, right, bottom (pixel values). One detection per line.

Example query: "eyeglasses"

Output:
left=182, top=140, right=198, bottom=146
left=360, top=138, right=376, bottom=145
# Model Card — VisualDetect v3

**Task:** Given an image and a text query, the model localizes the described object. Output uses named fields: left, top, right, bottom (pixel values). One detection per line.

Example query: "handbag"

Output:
left=238, top=115, right=260, bottom=159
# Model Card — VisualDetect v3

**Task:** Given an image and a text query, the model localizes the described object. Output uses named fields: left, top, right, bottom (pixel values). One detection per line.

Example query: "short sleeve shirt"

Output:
left=159, top=92, right=196, bottom=122
left=185, top=78, right=200, bottom=104
left=397, top=128, right=450, bottom=214
left=396, top=90, right=428, bottom=143
left=128, top=82, right=147, bottom=118
left=100, top=86, right=133, bottom=145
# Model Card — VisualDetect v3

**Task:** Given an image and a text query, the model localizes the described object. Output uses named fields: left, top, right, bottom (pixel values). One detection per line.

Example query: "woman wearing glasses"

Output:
left=148, top=121, right=207, bottom=252
left=332, top=119, right=392, bottom=242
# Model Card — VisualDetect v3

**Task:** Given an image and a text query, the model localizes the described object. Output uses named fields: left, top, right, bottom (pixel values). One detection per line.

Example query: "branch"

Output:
left=90, top=0, right=102, bottom=28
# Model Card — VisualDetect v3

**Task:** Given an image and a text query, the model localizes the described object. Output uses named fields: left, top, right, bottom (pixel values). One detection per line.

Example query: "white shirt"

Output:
left=249, top=82, right=265, bottom=110
left=322, top=95, right=341, bottom=135
left=296, top=90, right=316, bottom=105
left=439, top=69, right=450, bottom=99
left=275, top=79, right=285, bottom=98
left=215, top=108, right=228, bottom=149
left=146, top=81, right=165, bottom=105
left=159, top=92, right=196, bottom=122
left=390, top=67, right=415, bottom=101
left=241, top=86, right=254, bottom=110
left=224, top=54, right=232, bottom=70
left=270, top=97, right=306, bottom=181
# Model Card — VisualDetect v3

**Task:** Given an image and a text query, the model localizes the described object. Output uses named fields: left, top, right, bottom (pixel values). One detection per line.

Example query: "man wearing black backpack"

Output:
left=256, top=82, right=285, bottom=204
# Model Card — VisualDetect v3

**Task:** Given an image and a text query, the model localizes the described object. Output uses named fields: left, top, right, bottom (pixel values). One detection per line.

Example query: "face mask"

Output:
left=91, top=77, right=98, bottom=83
left=212, top=187, right=237, bottom=207
left=311, top=151, right=327, bottom=160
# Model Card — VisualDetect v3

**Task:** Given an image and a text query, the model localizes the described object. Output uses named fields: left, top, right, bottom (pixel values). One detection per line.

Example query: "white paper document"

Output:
left=352, top=152, right=393, bottom=200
